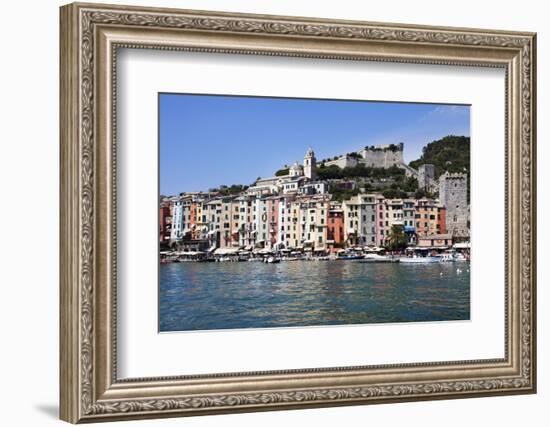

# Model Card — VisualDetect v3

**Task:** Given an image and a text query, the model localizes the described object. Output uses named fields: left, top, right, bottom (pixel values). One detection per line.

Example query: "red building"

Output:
left=327, top=207, right=344, bottom=251
left=159, top=206, right=171, bottom=243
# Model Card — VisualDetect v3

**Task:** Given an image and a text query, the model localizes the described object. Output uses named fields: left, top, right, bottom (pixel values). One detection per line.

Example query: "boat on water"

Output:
left=265, top=256, right=280, bottom=264
left=361, top=253, right=396, bottom=263
left=455, top=253, right=469, bottom=261
left=434, top=253, right=456, bottom=262
left=337, top=254, right=365, bottom=261
left=399, top=256, right=440, bottom=264
left=217, top=256, right=239, bottom=262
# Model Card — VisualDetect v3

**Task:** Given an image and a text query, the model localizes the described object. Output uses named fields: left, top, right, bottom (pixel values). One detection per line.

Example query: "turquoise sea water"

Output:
left=159, top=261, right=470, bottom=332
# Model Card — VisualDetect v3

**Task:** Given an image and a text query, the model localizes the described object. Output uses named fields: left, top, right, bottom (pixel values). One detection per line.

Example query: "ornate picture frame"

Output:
left=60, top=2, right=536, bottom=423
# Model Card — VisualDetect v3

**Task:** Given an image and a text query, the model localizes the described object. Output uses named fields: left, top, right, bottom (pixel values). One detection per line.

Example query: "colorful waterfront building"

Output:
left=343, top=194, right=377, bottom=246
left=166, top=186, right=460, bottom=251
left=299, top=195, right=329, bottom=251
left=375, top=195, right=388, bottom=246
left=204, top=198, right=222, bottom=249
left=327, top=202, right=345, bottom=250
left=159, top=204, right=171, bottom=243
left=170, top=197, right=184, bottom=241
left=266, top=196, right=279, bottom=249
left=286, top=198, right=302, bottom=249
left=218, top=198, right=233, bottom=248
left=417, top=233, right=452, bottom=249
left=415, top=198, right=446, bottom=236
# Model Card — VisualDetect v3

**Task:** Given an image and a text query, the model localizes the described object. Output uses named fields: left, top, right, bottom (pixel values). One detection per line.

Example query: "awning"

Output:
left=214, top=248, right=240, bottom=255
left=177, top=251, right=203, bottom=256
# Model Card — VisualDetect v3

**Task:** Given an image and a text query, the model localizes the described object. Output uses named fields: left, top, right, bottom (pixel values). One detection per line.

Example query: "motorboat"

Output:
left=361, top=253, right=396, bottom=263
left=399, top=256, right=440, bottom=264
left=435, top=253, right=456, bottom=262
left=337, top=253, right=365, bottom=261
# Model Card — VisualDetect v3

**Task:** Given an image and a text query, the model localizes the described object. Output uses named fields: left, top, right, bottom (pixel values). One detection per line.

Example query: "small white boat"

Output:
left=399, top=256, right=440, bottom=264
left=362, top=253, right=395, bottom=263
left=265, top=256, right=280, bottom=264
left=435, top=253, right=456, bottom=262
left=455, top=253, right=469, bottom=262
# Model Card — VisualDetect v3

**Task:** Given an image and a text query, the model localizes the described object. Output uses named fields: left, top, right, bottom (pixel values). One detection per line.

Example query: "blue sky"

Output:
left=159, top=94, right=470, bottom=195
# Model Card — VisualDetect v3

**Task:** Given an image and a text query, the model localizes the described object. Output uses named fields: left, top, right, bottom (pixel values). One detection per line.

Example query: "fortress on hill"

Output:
left=320, top=142, right=437, bottom=192
left=323, top=143, right=404, bottom=169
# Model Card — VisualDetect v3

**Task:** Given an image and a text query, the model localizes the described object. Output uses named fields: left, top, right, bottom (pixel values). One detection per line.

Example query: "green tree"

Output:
left=275, top=168, right=289, bottom=176
left=382, top=188, right=407, bottom=199
left=414, top=188, right=434, bottom=199
left=385, top=225, right=408, bottom=251
left=409, top=135, right=470, bottom=179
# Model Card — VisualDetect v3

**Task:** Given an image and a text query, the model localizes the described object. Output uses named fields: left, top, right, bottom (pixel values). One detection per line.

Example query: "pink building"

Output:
left=375, top=197, right=388, bottom=246
left=267, top=198, right=279, bottom=249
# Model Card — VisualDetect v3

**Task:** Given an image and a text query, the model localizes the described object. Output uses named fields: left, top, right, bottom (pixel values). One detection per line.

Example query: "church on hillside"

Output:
left=246, top=147, right=327, bottom=196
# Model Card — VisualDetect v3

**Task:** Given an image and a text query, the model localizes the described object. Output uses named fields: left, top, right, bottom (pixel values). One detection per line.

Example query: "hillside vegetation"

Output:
left=409, top=135, right=470, bottom=178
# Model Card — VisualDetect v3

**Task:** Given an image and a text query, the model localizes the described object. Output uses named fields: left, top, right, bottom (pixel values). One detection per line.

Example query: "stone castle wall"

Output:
left=324, top=155, right=359, bottom=169
left=358, top=143, right=404, bottom=168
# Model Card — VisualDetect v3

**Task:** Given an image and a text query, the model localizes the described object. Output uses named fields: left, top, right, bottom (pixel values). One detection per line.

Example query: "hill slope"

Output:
left=409, top=135, right=470, bottom=178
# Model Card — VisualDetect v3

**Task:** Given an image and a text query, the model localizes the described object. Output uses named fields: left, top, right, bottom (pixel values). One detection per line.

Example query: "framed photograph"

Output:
left=60, top=2, right=537, bottom=423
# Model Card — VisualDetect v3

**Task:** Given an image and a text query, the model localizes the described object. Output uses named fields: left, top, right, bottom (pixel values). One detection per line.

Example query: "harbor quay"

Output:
left=160, top=146, right=470, bottom=263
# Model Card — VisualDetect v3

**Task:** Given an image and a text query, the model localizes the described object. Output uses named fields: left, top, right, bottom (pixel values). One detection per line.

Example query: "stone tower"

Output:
left=418, top=164, right=435, bottom=190
left=438, top=172, right=469, bottom=237
left=304, top=147, right=316, bottom=180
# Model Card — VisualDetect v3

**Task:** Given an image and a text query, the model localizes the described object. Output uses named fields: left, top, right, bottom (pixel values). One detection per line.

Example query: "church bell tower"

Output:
left=304, top=147, right=316, bottom=180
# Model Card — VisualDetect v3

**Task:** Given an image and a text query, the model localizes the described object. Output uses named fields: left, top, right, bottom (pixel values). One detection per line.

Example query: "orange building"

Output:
left=415, top=198, right=446, bottom=236
left=327, top=207, right=345, bottom=249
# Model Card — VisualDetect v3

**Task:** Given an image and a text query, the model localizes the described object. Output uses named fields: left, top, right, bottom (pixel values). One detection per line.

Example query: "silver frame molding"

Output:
left=60, top=2, right=537, bottom=423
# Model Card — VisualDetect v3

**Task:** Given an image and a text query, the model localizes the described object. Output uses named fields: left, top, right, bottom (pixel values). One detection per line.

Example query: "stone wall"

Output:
left=323, top=155, right=358, bottom=169
left=418, top=164, right=435, bottom=189
left=358, top=143, right=404, bottom=168
left=438, top=172, right=469, bottom=237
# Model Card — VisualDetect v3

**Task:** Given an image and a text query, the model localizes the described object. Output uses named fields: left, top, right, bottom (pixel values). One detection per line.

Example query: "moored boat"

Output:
left=361, top=253, right=396, bottom=263
left=399, top=256, right=440, bottom=264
